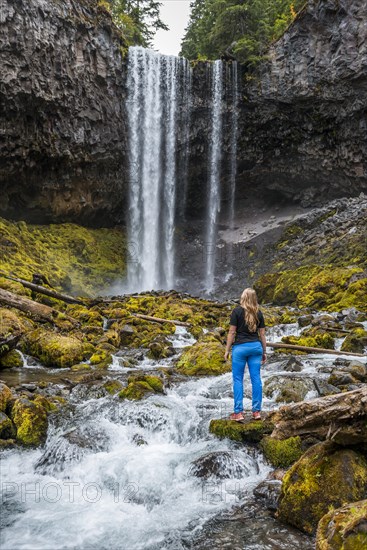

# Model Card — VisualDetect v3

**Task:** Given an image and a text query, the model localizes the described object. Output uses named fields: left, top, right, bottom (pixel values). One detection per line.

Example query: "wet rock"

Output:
left=189, top=450, right=259, bottom=480
left=119, top=374, right=165, bottom=400
left=313, top=379, right=341, bottom=397
left=103, top=379, right=123, bottom=395
left=0, top=412, right=16, bottom=439
left=298, top=315, right=313, bottom=328
left=176, top=335, right=229, bottom=376
left=209, top=417, right=274, bottom=443
left=254, top=479, right=282, bottom=511
left=277, top=441, right=367, bottom=535
left=264, top=375, right=315, bottom=403
left=328, top=371, right=358, bottom=387
left=0, top=350, right=23, bottom=369
left=10, top=397, right=48, bottom=446
left=132, top=434, right=147, bottom=446
left=0, top=383, right=13, bottom=412
left=282, top=357, right=303, bottom=372
left=316, top=499, right=367, bottom=550
left=23, top=328, right=88, bottom=368
left=119, top=325, right=135, bottom=345
left=341, top=328, right=367, bottom=354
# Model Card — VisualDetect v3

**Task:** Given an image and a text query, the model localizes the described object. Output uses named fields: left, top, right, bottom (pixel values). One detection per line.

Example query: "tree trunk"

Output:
left=0, top=272, right=85, bottom=305
left=267, top=341, right=365, bottom=357
left=0, top=288, right=78, bottom=325
left=133, top=313, right=191, bottom=327
left=268, top=387, right=367, bottom=445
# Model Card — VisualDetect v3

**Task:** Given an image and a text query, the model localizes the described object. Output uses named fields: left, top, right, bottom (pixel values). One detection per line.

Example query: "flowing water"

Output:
left=126, top=48, right=191, bottom=292
left=2, top=323, right=344, bottom=549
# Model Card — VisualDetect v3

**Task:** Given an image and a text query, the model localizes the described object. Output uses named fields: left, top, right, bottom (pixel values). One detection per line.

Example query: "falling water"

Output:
left=205, top=60, right=223, bottom=293
left=126, top=47, right=190, bottom=292
left=228, top=62, right=239, bottom=230
left=177, top=59, right=192, bottom=221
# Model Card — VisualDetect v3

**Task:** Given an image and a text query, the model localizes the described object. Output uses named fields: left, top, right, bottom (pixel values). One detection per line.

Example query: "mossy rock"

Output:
left=281, top=332, right=335, bottom=351
left=147, top=335, right=174, bottom=359
left=176, top=336, right=229, bottom=376
left=316, top=499, right=367, bottom=550
left=103, top=380, right=123, bottom=394
left=277, top=441, right=367, bottom=535
left=71, top=363, right=92, bottom=372
left=260, top=436, right=303, bottom=468
left=24, top=328, right=87, bottom=368
left=341, top=328, right=367, bottom=354
left=0, top=383, right=13, bottom=412
left=0, top=411, right=16, bottom=439
left=209, top=418, right=274, bottom=443
left=254, top=273, right=280, bottom=303
left=33, top=395, right=59, bottom=413
left=119, top=375, right=164, bottom=400
left=0, top=350, right=23, bottom=369
left=66, top=305, right=104, bottom=327
left=0, top=309, right=24, bottom=353
left=0, top=217, right=127, bottom=296
left=89, top=349, right=112, bottom=369
left=11, top=397, right=48, bottom=446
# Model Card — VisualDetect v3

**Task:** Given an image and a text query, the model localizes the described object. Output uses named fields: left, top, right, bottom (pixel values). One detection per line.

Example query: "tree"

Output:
left=109, top=0, right=168, bottom=47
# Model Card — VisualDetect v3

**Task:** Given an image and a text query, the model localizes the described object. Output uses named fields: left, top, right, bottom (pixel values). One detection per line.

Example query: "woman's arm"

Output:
left=259, top=327, right=267, bottom=363
left=224, top=325, right=237, bottom=361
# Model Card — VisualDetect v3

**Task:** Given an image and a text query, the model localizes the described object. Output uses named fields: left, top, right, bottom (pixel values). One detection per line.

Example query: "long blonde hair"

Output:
left=240, top=288, right=259, bottom=332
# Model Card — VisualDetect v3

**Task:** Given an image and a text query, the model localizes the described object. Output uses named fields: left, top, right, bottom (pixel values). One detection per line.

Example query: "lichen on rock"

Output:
left=316, top=499, right=367, bottom=550
left=11, top=397, right=48, bottom=446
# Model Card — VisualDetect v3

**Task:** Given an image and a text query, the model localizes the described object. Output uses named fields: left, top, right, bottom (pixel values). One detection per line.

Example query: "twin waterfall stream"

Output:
left=126, top=47, right=238, bottom=294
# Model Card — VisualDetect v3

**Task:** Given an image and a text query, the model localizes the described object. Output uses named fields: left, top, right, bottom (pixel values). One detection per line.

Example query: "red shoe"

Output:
left=230, top=412, right=245, bottom=422
left=252, top=411, right=262, bottom=421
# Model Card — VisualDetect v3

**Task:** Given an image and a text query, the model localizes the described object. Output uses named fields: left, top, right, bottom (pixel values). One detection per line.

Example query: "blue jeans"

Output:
left=232, top=341, right=263, bottom=413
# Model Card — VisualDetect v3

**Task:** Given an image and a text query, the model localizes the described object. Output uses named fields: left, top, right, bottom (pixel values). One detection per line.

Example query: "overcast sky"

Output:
left=153, top=0, right=191, bottom=56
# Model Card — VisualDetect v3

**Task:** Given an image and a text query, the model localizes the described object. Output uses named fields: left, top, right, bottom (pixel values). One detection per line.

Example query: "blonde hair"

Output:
left=240, top=288, right=259, bottom=332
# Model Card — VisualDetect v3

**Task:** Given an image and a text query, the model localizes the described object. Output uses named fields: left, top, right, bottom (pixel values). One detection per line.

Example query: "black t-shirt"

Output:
left=230, top=306, right=265, bottom=345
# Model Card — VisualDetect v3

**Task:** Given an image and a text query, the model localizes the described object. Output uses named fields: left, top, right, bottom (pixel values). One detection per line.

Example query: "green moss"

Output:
left=176, top=336, right=229, bottom=376
left=103, top=380, right=123, bottom=394
left=0, top=217, right=126, bottom=296
left=119, top=374, right=164, bottom=400
left=277, top=442, right=367, bottom=535
left=11, top=397, right=48, bottom=446
left=89, top=349, right=112, bottom=368
left=0, top=350, right=23, bottom=368
left=71, top=363, right=92, bottom=372
left=0, top=308, right=24, bottom=341
left=261, top=436, right=303, bottom=467
left=316, top=499, right=367, bottom=550
left=282, top=333, right=335, bottom=350
left=23, top=328, right=87, bottom=368
left=33, top=395, right=58, bottom=413
left=209, top=418, right=274, bottom=443
left=341, top=328, right=367, bottom=354
left=0, top=383, right=13, bottom=412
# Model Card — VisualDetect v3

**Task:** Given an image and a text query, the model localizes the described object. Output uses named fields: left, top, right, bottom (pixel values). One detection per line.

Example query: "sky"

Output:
left=153, top=1, right=191, bottom=56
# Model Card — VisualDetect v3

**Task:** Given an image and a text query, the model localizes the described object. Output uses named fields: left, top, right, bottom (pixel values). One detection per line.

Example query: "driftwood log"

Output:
left=0, top=288, right=78, bottom=325
left=0, top=272, right=85, bottom=305
left=268, top=387, right=367, bottom=445
left=268, top=341, right=365, bottom=357
left=133, top=313, right=190, bottom=327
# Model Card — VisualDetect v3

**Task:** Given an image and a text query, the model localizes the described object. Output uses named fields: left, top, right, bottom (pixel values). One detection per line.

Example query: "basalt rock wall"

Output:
left=0, top=0, right=366, bottom=225
left=0, top=0, right=128, bottom=226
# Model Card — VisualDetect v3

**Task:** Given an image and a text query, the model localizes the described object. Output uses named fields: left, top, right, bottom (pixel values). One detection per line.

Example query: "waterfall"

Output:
left=177, top=59, right=192, bottom=221
left=205, top=60, right=223, bottom=293
left=228, top=62, right=239, bottom=231
left=126, top=47, right=190, bottom=292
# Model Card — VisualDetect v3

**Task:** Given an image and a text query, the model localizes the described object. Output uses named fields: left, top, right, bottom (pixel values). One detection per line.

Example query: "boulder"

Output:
left=23, top=328, right=87, bottom=368
left=316, top=499, right=367, bottom=550
left=189, top=451, right=258, bottom=480
left=176, top=336, right=230, bottom=376
left=254, top=479, right=282, bottom=511
left=0, top=411, right=16, bottom=439
left=119, top=374, right=164, bottom=400
left=10, top=397, right=48, bottom=446
left=209, top=418, right=274, bottom=443
left=0, top=383, right=13, bottom=412
left=277, top=441, right=367, bottom=534
left=264, top=375, right=315, bottom=403
left=260, top=436, right=303, bottom=468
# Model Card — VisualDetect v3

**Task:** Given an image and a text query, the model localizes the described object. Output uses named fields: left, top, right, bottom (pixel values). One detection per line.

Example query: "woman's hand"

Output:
left=224, top=350, right=230, bottom=362
left=261, top=353, right=267, bottom=364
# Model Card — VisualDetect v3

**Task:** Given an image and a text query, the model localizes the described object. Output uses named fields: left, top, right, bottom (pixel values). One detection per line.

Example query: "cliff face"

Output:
left=0, top=0, right=128, bottom=225
left=239, top=0, right=367, bottom=205
left=0, top=0, right=366, bottom=225
left=186, top=0, right=367, bottom=213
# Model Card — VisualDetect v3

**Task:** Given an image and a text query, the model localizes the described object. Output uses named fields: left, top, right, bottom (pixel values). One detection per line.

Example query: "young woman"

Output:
left=224, top=288, right=267, bottom=421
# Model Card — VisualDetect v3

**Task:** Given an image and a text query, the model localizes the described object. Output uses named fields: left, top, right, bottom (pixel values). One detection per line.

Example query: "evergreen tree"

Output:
left=109, top=0, right=168, bottom=47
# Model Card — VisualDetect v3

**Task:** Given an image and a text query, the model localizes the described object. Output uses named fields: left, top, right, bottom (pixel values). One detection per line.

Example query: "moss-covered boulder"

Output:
left=176, top=336, right=229, bottom=376
left=11, top=397, right=48, bottom=446
left=119, top=374, right=164, bottom=400
left=103, top=380, right=123, bottom=394
left=24, top=328, right=87, bottom=368
left=0, top=383, right=13, bottom=412
left=316, top=499, right=367, bottom=550
left=281, top=332, right=335, bottom=351
left=209, top=418, right=274, bottom=443
left=261, top=436, right=303, bottom=468
left=341, top=328, right=367, bottom=354
left=0, top=412, right=16, bottom=439
left=147, top=335, right=174, bottom=359
left=0, top=349, right=23, bottom=369
left=277, top=441, right=367, bottom=535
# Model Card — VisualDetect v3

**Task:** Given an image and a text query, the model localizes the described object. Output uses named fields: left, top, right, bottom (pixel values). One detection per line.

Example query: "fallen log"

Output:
left=0, top=333, right=22, bottom=355
left=267, top=341, right=365, bottom=357
left=268, top=387, right=367, bottom=445
left=133, top=313, right=190, bottom=327
left=0, top=288, right=79, bottom=325
left=0, top=272, right=85, bottom=305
